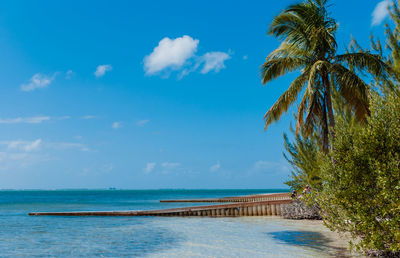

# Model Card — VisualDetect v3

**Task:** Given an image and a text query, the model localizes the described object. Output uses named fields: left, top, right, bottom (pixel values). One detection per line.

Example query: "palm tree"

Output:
left=261, top=0, right=389, bottom=152
left=283, top=87, right=354, bottom=192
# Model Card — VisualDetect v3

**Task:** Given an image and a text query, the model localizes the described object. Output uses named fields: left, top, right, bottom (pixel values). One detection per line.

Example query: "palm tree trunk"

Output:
left=322, top=71, right=335, bottom=148
left=321, top=95, right=329, bottom=154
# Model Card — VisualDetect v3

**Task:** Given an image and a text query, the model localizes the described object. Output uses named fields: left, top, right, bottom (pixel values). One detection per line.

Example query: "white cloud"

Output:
left=144, top=35, right=199, bottom=75
left=49, top=142, right=89, bottom=152
left=94, top=65, right=112, bottom=77
left=177, top=68, right=194, bottom=79
left=0, top=151, right=43, bottom=171
left=24, top=139, right=42, bottom=152
left=0, top=116, right=50, bottom=124
left=0, top=139, right=89, bottom=171
left=0, top=152, right=29, bottom=162
left=20, top=73, right=57, bottom=92
left=81, top=115, right=98, bottom=120
left=136, top=119, right=149, bottom=127
left=65, top=70, right=74, bottom=79
left=143, top=35, right=232, bottom=78
left=210, top=161, right=221, bottom=172
left=3, top=139, right=42, bottom=152
left=372, top=0, right=390, bottom=26
left=112, top=122, right=122, bottom=129
left=144, top=162, right=156, bottom=174
left=0, top=139, right=89, bottom=152
left=200, top=52, right=231, bottom=74
left=161, top=162, right=180, bottom=169
left=56, top=116, right=71, bottom=120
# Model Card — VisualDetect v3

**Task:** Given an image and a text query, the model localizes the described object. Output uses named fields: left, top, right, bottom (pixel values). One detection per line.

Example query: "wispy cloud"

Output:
left=0, top=139, right=89, bottom=171
left=136, top=119, right=150, bottom=127
left=56, top=116, right=71, bottom=120
left=112, top=122, right=122, bottom=129
left=0, top=116, right=51, bottom=124
left=94, top=65, right=112, bottom=77
left=0, top=116, right=70, bottom=124
left=144, top=162, right=156, bottom=174
left=210, top=161, right=221, bottom=172
left=81, top=115, right=98, bottom=120
left=65, top=70, right=74, bottom=79
left=372, top=0, right=390, bottom=26
left=200, top=52, right=231, bottom=74
left=20, top=73, right=57, bottom=92
left=0, top=139, right=89, bottom=152
left=0, top=151, right=45, bottom=171
left=161, top=162, right=180, bottom=169
left=0, top=152, right=30, bottom=163
left=144, top=35, right=199, bottom=75
left=48, top=142, right=89, bottom=152
left=3, top=139, right=42, bottom=152
left=24, top=139, right=42, bottom=152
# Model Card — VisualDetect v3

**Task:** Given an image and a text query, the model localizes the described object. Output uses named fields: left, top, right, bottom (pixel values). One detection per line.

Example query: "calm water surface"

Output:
left=0, top=189, right=361, bottom=257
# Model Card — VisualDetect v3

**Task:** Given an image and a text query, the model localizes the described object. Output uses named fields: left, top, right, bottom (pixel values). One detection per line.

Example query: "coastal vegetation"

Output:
left=261, top=0, right=388, bottom=152
left=318, top=90, right=400, bottom=254
left=283, top=125, right=321, bottom=192
left=262, top=0, right=400, bottom=255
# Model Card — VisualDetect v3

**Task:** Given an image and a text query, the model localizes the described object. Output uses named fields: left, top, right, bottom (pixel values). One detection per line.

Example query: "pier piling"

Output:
left=29, top=193, right=292, bottom=218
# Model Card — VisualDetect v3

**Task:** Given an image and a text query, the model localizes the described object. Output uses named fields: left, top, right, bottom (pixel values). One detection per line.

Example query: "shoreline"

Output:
left=2, top=189, right=363, bottom=256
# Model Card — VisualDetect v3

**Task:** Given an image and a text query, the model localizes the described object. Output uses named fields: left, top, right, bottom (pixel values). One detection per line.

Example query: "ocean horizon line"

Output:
left=0, top=188, right=290, bottom=191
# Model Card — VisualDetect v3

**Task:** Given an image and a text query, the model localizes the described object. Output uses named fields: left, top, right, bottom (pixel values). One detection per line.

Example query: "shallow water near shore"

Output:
left=0, top=189, right=361, bottom=257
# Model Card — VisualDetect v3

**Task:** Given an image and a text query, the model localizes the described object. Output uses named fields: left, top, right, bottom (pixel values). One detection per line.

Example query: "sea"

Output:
left=0, top=189, right=361, bottom=257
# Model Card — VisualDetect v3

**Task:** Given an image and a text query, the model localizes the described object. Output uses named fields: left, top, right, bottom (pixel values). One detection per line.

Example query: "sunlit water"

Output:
left=0, top=190, right=361, bottom=257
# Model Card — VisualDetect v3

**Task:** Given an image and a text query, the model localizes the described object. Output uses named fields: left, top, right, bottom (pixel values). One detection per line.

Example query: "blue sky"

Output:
left=0, top=0, right=390, bottom=189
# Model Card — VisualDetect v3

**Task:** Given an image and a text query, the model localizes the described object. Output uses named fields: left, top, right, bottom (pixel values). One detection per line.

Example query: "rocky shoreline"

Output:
left=281, top=198, right=322, bottom=220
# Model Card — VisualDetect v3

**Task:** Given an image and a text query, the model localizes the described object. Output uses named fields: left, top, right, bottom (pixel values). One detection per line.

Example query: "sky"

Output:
left=0, top=0, right=391, bottom=189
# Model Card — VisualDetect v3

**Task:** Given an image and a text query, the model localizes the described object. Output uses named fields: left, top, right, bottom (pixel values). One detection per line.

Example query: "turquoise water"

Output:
left=0, top=189, right=358, bottom=257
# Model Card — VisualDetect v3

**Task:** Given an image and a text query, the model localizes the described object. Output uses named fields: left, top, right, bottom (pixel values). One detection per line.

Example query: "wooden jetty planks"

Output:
left=159, top=192, right=290, bottom=203
left=29, top=199, right=292, bottom=217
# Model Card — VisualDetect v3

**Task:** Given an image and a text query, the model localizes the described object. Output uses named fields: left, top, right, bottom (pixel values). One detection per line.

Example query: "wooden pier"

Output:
left=29, top=193, right=293, bottom=217
left=159, top=192, right=290, bottom=203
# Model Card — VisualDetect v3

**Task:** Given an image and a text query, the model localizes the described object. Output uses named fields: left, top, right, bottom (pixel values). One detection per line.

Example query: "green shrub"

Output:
left=318, top=92, right=400, bottom=253
left=283, top=128, right=322, bottom=192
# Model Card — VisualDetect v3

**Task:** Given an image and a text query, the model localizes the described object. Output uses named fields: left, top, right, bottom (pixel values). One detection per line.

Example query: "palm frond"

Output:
left=304, top=89, right=323, bottom=136
left=269, top=11, right=311, bottom=49
left=261, top=56, right=306, bottom=84
left=268, top=42, right=312, bottom=60
left=335, top=52, right=391, bottom=78
left=264, top=71, right=309, bottom=129
left=329, top=63, right=370, bottom=121
left=296, top=90, right=309, bottom=134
